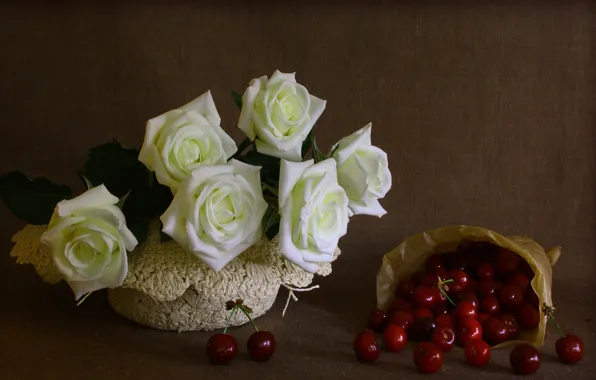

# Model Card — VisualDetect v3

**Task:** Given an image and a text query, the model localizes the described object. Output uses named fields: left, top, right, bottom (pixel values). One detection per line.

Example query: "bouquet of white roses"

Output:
left=1, top=70, right=392, bottom=303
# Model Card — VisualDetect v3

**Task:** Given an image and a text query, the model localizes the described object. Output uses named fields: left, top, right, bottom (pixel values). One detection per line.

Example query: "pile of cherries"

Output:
left=355, top=241, right=584, bottom=374
left=206, top=299, right=276, bottom=365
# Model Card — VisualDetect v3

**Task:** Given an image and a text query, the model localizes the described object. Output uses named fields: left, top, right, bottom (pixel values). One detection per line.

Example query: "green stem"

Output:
left=230, top=138, right=253, bottom=160
left=223, top=306, right=238, bottom=334
left=437, top=278, right=456, bottom=307
left=238, top=305, right=259, bottom=332
left=543, top=304, right=566, bottom=338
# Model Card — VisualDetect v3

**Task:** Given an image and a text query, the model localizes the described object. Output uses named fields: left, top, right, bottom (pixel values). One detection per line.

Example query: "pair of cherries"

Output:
left=206, top=299, right=276, bottom=365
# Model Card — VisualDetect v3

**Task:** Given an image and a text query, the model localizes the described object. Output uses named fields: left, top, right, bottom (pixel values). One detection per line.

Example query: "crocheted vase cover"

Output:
left=9, top=222, right=340, bottom=331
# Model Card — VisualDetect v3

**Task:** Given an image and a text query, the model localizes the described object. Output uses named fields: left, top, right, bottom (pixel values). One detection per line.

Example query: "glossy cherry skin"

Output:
left=390, top=310, right=414, bottom=332
left=456, top=318, right=483, bottom=347
left=367, top=309, right=389, bottom=332
left=395, top=279, right=416, bottom=298
left=518, top=260, right=535, bottom=280
left=476, top=262, right=495, bottom=281
left=412, top=317, right=436, bottom=342
left=353, top=330, right=380, bottom=363
left=434, top=302, right=449, bottom=316
left=413, top=308, right=434, bottom=320
left=383, top=324, right=408, bottom=352
left=448, top=270, right=469, bottom=293
left=479, top=279, right=501, bottom=297
left=431, top=326, right=456, bottom=352
left=507, top=272, right=530, bottom=292
left=500, top=284, right=525, bottom=310
left=477, top=313, right=491, bottom=326
left=499, top=313, right=520, bottom=340
left=457, top=290, right=479, bottom=310
left=526, top=289, right=540, bottom=308
left=481, top=295, right=501, bottom=315
left=494, top=249, right=521, bottom=277
left=555, top=334, right=584, bottom=364
left=455, top=300, right=477, bottom=320
left=435, top=314, right=453, bottom=328
left=517, top=303, right=540, bottom=330
left=483, top=317, right=509, bottom=345
left=206, top=333, right=238, bottom=365
left=419, top=274, right=439, bottom=288
left=465, top=339, right=491, bottom=367
left=389, top=297, right=413, bottom=314
left=247, top=331, right=276, bottom=362
left=510, top=343, right=540, bottom=375
left=413, top=342, right=444, bottom=374
left=414, top=286, right=437, bottom=309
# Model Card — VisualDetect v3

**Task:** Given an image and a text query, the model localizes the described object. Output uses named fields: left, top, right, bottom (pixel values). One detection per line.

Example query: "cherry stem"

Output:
left=437, top=277, right=456, bottom=307
left=543, top=303, right=566, bottom=338
left=238, top=304, right=259, bottom=332
left=223, top=305, right=238, bottom=334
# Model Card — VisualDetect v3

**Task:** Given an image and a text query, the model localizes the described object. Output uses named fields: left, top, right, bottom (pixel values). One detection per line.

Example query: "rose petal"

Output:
left=56, top=185, right=119, bottom=217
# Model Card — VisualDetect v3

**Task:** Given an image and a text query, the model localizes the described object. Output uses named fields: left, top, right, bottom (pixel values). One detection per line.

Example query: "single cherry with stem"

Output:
left=206, top=301, right=239, bottom=365
left=543, top=304, right=584, bottom=364
left=235, top=300, right=276, bottom=362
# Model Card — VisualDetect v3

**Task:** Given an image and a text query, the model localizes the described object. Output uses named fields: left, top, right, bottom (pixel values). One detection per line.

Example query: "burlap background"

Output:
left=1, top=2, right=594, bottom=379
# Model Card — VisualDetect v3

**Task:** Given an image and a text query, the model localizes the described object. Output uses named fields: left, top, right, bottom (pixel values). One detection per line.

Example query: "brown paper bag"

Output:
left=376, top=225, right=561, bottom=348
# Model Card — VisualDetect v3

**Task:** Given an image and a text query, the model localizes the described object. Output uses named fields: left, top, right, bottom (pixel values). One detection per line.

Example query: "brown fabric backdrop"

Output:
left=1, top=2, right=595, bottom=379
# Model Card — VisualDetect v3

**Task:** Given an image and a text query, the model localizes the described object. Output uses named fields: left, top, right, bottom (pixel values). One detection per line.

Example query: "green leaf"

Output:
left=239, top=150, right=281, bottom=182
left=232, top=90, right=243, bottom=110
left=262, top=205, right=281, bottom=241
left=126, top=216, right=149, bottom=246
left=77, top=173, right=94, bottom=190
left=312, top=136, right=328, bottom=163
left=0, top=171, right=72, bottom=225
left=301, top=132, right=313, bottom=158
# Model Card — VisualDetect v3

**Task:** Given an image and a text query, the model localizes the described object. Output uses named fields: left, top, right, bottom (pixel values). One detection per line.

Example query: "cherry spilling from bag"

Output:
left=358, top=240, right=584, bottom=374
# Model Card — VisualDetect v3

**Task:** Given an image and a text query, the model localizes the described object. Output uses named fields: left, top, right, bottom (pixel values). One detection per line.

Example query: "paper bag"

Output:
left=377, top=225, right=561, bottom=348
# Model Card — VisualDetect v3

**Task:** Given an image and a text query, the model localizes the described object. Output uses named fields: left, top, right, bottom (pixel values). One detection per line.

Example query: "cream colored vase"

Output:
left=9, top=222, right=340, bottom=332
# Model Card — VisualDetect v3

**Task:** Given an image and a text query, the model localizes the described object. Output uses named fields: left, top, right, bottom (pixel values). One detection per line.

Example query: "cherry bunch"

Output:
left=355, top=241, right=584, bottom=374
left=206, top=299, right=276, bottom=365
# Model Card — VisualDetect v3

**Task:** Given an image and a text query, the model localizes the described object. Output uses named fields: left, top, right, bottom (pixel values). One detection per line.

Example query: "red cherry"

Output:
left=555, top=334, right=584, bottom=364
left=206, top=333, right=238, bottom=365
left=526, top=289, right=539, bottom=308
left=383, top=324, right=408, bottom=352
left=465, top=339, right=491, bottom=367
left=476, top=262, right=495, bottom=281
left=411, top=272, right=426, bottom=285
left=510, top=343, right=540, bottom=375
left=455, top=301, right=477, bottom=320
left=500, top=284, right=525, bottom=310
left=413, top=308, right=434, bottom=320
left=390, top=310, right=414, bottom=332
left=467, top=277, right=480, bottom=294
left=448, top=270, right=469, bottom=293
left=481, top=295, right=501, bottom=315
left=507, top=272, right=530, bottom=292
left=435, top=314, right=453, bottom=328
left=434, top=302, right=449, bottom=316
left=425, top=254, right=444, bottom=274
left=413, top=342, right=444, bottom=374
left=433, top=267, right=449, bottom=280
left=353, top=330, right=380, bottom=362
left=517, top=304, right=540, bottom=330
left=431, top=326, right=456, bottom=352
left=457, top=290, right=479, bottom=310
left=479, top=279, right=501, bottom=297
left=395, top=278, right=416, bottom=298
left=494, top=249, right=521, bottom=277
left=388, top=297, right=413, bottom=313
left=477, top=313, right=491, bottom=326
left=412, top=317, right=436, bottom=342
left=456, top=318, right=483, bottom=347
left=483, top=317, right=509, bottom=345
left=247, top=330, right=276, bottom=362
left=367, top=309, right=388, bottom=332
left=413, top=286, right=437, bottom=309
left=498, top=313, right=520, bottom=339
left=518, top=260, right=535, bottom=280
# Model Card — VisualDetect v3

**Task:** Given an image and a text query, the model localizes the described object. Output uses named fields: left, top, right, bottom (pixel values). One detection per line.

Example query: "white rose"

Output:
left=139, top=91, right=237, bottom=193
left=278, top=158, right=350, bottom=273
left=331, top=123, right=392, bottom=217
left=238, top=70, right=326, bottom=161
left=40, top=185, right=138, bottom=300
left=160, top=159, right=268, bottom=272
